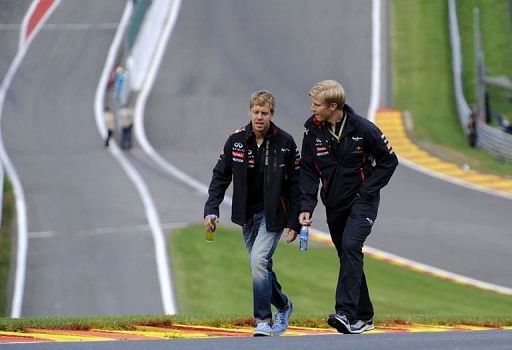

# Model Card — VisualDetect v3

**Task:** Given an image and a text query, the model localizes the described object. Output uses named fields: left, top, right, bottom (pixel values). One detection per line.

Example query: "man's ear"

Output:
left=330, top=103, right=338, bottom=111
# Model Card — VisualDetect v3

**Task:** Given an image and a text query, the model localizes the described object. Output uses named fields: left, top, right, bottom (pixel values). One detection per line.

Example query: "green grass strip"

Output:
left=391, top=0, right=512, bottom=176
left=0, top=180, right=14, bottom=316
left=169, top=225, right=512, bottom=323
left=0, top=313, right=511, bottom=332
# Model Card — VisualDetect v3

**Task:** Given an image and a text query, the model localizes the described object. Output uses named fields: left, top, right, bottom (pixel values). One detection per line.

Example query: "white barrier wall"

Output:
left=448, top=0, right=512, bottom=161
left=127, top=0, right=174, bottom=91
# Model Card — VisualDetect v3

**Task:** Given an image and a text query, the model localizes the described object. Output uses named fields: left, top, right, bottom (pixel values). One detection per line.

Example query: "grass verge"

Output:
left=0, top=313, right=511, bottom=332
left=391, top=0, right=512, bottom=177
left=168, top=225, right=512, bottom=322
left=2, top=224, right=510, bottom=331
left=0, top=180, right=14, bottom=316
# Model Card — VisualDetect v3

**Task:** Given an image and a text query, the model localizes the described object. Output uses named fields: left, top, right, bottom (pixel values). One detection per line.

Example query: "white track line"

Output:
left=18, top=0, right=39, bottom=49
left=135, top=0, right=512, bottom=296
left=400, top=157, right=512, bottom=201
left=1, top=0, right=62, bottom=318
left=28, top=222, right=187, bottom=238
left=311, top=229, right=512, bottom=296
left=367, top=0, right=381, bottom=123
left=94, top=2, right=176, bottom=315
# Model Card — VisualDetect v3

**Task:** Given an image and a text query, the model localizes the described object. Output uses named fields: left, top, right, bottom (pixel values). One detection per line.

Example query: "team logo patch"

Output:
left=316, top=146, right=329, bottom=156
left=232, top=151, right=244, bottom=158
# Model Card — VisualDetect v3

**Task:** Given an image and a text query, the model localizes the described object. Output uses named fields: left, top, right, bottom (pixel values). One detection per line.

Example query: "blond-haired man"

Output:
left=299, top=80, right=398, bottom=334
left=204, top=91, right=300, bottom=336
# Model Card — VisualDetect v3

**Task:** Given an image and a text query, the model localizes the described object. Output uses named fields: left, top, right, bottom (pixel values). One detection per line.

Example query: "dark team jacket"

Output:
left=300, top=104, right=399, bottom=214
left=204, top=122, right=301, bottom=233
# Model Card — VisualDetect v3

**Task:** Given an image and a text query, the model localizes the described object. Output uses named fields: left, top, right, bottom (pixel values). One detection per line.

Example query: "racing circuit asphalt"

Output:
left=1, top=0, right=511, bottom=331
left=2, top=0, right=163, bottom=316
left=1, top=0, right=511, bottom=349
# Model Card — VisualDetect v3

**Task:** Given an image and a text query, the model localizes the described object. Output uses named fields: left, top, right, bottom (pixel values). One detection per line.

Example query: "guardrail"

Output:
left=448, top=0, right=512, bottom=161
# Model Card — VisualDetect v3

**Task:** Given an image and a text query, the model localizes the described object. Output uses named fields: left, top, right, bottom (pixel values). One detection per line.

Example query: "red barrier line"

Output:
left=25, top=0, right=54, bottom=42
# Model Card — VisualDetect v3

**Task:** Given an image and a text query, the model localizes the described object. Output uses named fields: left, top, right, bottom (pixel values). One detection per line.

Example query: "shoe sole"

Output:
left=253, top=332, right=272, bottom=337
left=327, top=316, right=351, bottom=334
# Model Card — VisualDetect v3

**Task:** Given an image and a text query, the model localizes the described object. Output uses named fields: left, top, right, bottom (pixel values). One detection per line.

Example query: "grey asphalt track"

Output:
left=142, top=0, right=512, bottom=289
left=2, top=0, right=164, bottom=316
left=0, top=0, right=510, bottom=348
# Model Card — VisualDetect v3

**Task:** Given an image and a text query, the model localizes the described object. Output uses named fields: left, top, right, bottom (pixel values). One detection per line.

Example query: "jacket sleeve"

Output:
left=358, top=123, right=399, bottom=199
left=283, top=138, right=301, bottom=233
left=203, top=135, right=233, bottom=218
left=299, top=131, right=320, bottom=215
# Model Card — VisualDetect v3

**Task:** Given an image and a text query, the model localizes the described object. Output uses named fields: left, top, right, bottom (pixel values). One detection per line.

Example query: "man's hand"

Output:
left=284, top=228, right=297, bottom=243
left=299, top=212, right=313, bottom=226
left=204, top=215, right=219, bottom=232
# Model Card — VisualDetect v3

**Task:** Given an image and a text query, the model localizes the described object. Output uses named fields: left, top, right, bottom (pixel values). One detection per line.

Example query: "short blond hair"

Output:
left=250, top=90, right=275, bottom=114
left=308, top=80, right=346, bottom=110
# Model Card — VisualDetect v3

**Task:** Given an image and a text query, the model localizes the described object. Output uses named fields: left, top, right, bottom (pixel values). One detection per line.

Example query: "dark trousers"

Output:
left=326, top=194, right=379, bottom=321
left=105, top=129, right=113, bottom=146
left=121, top=125, right=133, bottom=149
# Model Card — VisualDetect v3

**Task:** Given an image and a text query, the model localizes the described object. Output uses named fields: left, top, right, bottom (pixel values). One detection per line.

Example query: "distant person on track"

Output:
left=299, top=80, right=398, bottom=334
left=203, top=90, right=300, bottom=337
left=103, top=106, right=116, bottom=147
left=114, top=65, right=127, bottom=105
left=467, top=106, right=479, bottom=147
left=120, top=106, right=134, bottom=150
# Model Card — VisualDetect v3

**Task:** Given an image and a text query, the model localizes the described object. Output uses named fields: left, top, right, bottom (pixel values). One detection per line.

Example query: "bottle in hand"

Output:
left=206, top=214, right=217, bottom=242
left=299, top=225, right=309, bottom=251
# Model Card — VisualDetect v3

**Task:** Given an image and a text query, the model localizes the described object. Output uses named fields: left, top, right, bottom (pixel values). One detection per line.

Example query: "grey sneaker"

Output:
left=272, top=301, right=294, bottom=335
left=253, top=322, right=274, bottom=337
left=327, top=313, right=351, bottom=334
left=350, top=319, right=375, bottom=334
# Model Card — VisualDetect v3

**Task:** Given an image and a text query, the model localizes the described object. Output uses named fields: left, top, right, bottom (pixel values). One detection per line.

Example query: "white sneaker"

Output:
left=350, top=319, right=375, bottom=334
left=253, top=322, right=274, bottom=337
left=271, top=301, right=294, bottom=335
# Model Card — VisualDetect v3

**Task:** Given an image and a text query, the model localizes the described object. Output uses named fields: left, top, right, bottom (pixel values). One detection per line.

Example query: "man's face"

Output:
left=310, top=96, right=334, bottom=122
left=250, top=103, right=273, bottom=134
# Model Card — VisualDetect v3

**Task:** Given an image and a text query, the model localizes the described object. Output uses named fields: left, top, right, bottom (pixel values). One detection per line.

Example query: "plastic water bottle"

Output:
left=299, top=225, right=309, bottom=252
left=206, top=214, right=217, bottom=242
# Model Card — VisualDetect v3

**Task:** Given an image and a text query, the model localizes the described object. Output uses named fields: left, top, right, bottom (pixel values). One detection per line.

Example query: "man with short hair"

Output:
left=299, top=80, right=398, bottom=334
left=204, top=90, right=300, bottom=336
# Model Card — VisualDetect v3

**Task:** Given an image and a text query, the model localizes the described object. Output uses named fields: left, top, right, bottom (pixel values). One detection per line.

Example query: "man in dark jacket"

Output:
left=299, top=80, right=398, bottom=334
left=204, top=90, right=300, bottom=337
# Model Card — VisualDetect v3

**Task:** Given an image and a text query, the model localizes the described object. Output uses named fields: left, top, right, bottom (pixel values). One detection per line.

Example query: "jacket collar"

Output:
left=243, top=121, right=278, bottom=141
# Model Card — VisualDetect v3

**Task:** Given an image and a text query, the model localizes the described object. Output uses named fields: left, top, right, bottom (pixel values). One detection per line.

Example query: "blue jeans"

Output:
left=242, top=212, right=288, bottom=324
